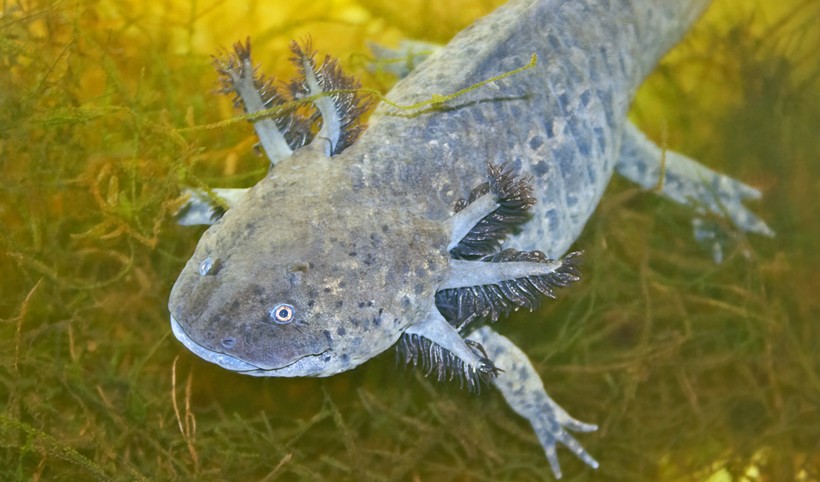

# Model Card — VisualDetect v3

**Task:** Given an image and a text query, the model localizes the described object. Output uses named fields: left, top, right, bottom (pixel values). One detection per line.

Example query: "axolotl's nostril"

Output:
left=221, top=337, right=236, bottom=349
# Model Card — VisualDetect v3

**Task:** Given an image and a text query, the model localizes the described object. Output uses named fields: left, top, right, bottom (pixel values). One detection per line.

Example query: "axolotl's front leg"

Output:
left=397, top=164, right=598, bottom=477
left=469, top=326, right=599, bottom=478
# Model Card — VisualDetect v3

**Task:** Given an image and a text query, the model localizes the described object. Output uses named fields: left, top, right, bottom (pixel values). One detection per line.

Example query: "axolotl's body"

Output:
left=169, top=0, right=772, bottom=476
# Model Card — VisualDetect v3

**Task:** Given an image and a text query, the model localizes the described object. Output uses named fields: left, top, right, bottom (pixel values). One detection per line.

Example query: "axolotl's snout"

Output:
left=168, top=248, right=338, bottom=377
left=166, top=174, right=356, bottom=378
left=169, top=313, right=330, bottom=374
left=166, top=168, right=425, bottom=378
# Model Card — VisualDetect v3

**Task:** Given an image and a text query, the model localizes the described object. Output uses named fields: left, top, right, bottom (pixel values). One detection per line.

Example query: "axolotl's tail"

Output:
left=625, top=0, right=713, bottom=82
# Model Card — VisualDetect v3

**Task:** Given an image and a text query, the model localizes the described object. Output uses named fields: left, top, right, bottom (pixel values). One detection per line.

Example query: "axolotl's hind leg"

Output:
left=467, top=325, right=599, bottom=479
left=616, top=121, right=773, bottom=261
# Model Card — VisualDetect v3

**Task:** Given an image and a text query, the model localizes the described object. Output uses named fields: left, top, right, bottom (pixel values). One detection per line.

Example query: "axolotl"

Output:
left=169, top=0, right=772, bottom=476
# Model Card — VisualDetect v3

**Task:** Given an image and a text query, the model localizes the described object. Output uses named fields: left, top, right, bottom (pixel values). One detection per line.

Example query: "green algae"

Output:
left=1, top=0, right=818, bottom=480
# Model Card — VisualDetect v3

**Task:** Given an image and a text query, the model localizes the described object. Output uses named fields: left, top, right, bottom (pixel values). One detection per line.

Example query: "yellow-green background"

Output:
left=1, top=0, right=817, bottom=480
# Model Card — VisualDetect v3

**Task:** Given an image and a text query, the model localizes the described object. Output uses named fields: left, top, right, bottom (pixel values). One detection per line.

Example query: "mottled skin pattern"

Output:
left=357, top=0, right=711, bottom=258
left=171, top=145, right=451, bottom=377
left=169, top=0, right=772, bottom=476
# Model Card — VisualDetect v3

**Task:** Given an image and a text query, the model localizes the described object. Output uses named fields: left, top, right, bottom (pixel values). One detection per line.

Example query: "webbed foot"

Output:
left=468, top=326, right=598, bottom=478
left=616, top=121, right=774, bottom=246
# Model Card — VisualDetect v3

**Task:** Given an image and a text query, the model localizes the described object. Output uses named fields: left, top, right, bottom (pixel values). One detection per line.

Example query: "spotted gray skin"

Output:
left=170, top=0, right=772, bottom=477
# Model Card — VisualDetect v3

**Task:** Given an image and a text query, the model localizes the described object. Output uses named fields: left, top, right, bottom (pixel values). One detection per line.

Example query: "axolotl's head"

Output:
left=168, top=157, right=450, bottom=377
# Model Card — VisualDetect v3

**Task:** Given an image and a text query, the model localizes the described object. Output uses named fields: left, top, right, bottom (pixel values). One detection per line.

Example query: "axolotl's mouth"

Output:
left=169, top=315, right=331, bottom=377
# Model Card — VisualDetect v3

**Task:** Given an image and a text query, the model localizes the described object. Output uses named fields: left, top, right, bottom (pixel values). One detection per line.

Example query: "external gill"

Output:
left=402, top=165, right=581, bottom=390
left=213, top=38, right=296, bottom=165
left=289, top=40, right=371, bottom=156
left=397, top=314, right=500, bottom=393
left=213, top=38, right=369, bottom=164
left=437, top=250, right=582, bottom=326
left=179, top=39, right=369, bottom=226
left=441, top=163, right=581, bottom=325
left=446, top=163, right=535, bottom=259
left=177, top=187, right=247, bottom=226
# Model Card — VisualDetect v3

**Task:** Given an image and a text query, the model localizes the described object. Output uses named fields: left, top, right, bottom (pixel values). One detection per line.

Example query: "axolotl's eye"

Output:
left=269, top=303, right=295, bottom=324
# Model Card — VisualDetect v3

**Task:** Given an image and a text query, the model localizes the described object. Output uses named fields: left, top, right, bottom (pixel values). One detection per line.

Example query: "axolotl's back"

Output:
left=350, top=0, right=713, bottom=258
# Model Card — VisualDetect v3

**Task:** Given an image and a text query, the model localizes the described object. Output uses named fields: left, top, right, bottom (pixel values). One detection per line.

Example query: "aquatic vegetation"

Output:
left=1, top=0, right=818, bottom=480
